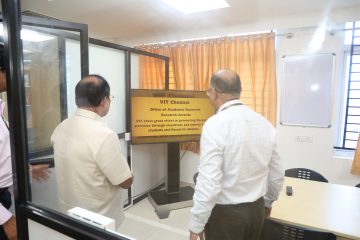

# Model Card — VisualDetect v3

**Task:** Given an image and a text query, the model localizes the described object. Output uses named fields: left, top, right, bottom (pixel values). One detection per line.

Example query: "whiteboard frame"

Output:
left=280, top=53, right=336, bottom=128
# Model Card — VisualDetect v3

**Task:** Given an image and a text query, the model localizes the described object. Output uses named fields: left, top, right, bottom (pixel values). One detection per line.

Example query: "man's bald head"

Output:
left=75, top=74, right=110, bottom=107
left=210, top=69, right=241, bottom=98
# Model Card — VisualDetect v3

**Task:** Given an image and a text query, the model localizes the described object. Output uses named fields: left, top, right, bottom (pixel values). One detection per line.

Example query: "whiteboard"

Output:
left=280, top=53, right=335, bottom=127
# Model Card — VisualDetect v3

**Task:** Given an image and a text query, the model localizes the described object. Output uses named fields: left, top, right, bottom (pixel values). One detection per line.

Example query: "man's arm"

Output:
left=3, top=216, right=17, bottom=240
left=0, top=204, right=16, bottom=240
left=189, top=124, right=223, bottom=234
left=30, top=164, right=51, bottom=182
left=264, top=141, right=284, bottom=216
left=96, top=133, right=133, bottom=187
left=119, top=175, right=133, bottom=189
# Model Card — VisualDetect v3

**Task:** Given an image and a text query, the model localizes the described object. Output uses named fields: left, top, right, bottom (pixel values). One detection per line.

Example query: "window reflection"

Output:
left=23, top=29, right=61, bottom=155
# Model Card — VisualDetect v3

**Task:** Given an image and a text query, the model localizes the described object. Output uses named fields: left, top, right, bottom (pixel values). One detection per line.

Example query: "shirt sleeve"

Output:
left=264, top=141, right=284, bottom=208
left=0, top=203, right=12, bottom=225
left=189, top=123, right=224, bottom=234
left=95, top=133, right=132, bottom=186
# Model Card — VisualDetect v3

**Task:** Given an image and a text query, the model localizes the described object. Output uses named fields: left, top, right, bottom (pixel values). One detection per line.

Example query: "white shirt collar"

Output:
left=217, top=99, right=242, bottom=113
left=75, top=108, right=101, bottom=120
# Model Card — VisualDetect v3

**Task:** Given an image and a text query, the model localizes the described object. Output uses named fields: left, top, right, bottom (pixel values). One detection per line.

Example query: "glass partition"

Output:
left=3, top=0, right=360, bottom=239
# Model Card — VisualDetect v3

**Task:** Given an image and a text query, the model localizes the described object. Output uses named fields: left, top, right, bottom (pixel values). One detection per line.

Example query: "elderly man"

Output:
left=51, top=74, right=133, bottom=229
left=189, top=69, right=284, bottom=240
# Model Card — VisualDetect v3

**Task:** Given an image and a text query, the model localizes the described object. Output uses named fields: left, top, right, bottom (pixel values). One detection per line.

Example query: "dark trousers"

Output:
left=205, top=197, right=265, bottom=240
left=0, top=189, right=11, bottom=240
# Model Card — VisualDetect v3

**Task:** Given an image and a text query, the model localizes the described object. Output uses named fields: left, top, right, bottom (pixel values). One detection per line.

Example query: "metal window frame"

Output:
left=339, top=21, right=360, bottom=150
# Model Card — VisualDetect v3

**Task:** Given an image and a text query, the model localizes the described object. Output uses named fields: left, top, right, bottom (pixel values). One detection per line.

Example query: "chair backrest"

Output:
left=355, top=183, right=360, bottom=188
left=285, top=168, right=328, bottom=182
left=261, top=219, right=336, bottom=240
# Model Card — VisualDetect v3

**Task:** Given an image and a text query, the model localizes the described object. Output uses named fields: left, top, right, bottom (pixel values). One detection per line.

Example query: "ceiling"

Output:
left=21, top=0, right=360, bottom=45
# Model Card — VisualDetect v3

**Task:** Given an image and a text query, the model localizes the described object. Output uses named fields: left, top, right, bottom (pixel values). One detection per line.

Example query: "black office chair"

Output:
left=285, top=168, right=328, bottom=182
left=261, top=219, right=336, bottom=240
left=355, top=183, right=360, bottom=188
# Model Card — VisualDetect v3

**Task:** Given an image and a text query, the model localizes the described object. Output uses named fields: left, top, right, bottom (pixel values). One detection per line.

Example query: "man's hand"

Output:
left=265, top=207, right=272, bottom=218
left=31, top=164, right=50, bottom=182
left=3, top=216, right=17, bottom=240
left=189, top=230, right=204, bottom=240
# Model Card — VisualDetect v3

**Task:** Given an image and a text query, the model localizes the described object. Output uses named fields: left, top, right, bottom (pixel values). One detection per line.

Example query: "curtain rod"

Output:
left=139, top=25, right=360, bottom=47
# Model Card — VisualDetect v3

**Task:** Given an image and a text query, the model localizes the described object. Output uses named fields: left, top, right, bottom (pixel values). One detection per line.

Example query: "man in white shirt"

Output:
left=51, top=74, right=133, bottom=229
left=189, top=69, right=284, bottom=240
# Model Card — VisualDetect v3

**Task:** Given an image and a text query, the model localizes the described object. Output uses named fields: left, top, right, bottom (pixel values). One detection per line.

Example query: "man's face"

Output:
left=0, top=71, right=7, bottom=92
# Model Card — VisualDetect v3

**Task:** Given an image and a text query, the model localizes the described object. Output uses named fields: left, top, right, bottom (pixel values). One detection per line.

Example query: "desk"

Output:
left=271, top=177, right=360, bottom=240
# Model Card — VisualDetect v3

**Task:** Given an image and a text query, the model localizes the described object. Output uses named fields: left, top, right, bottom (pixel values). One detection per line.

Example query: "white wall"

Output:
left=176, top=7, right=360, bottom=186
left=123, top=7, right=360, bottom=47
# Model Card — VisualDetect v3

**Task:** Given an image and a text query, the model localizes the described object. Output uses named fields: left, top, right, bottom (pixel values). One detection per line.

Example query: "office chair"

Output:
left=261, top=219, right=336, bottom=240
left=355, top=183, right=360, bottom=188
left=285, top=168, right=328, bottom=182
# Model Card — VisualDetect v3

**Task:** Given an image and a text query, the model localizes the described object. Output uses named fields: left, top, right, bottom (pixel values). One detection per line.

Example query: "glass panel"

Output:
left=27, top=26, right=81, bottom=212
left=22, top=26, right=61, bottom=155
left=344, top=30, right=352, bottom=45
left=352, top=55, right=360, bottom=64
left=348, top=99, right=360, bottom=107
left=352, top=64, right=360, bottom=72
left=65, top=38, right=81, bottom=117
left=345, top=22, right=354, bottom=29
left=345, top=140, right=357, bottom=148
left=346, top=115, right=360, bottom=123
left=346, top=131, right=359, bottom=140
left=346, top=123, right=360, bottom=132
left=350, top=81, right=360, bottom=89
left=348, top=107, right=360, bottom=115
left=349, top=90, right=360, bottom=99
left=351, top=73, right=360, bottom=81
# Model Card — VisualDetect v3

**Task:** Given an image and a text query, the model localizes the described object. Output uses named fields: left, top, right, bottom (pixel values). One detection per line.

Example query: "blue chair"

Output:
left=285, top=168, right=328, bottom=182
left=261, top=219, right=336, bottom=240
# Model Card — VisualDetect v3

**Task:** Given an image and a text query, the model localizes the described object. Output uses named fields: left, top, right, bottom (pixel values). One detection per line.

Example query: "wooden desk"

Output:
left=270, top=177, right=360, bottom=240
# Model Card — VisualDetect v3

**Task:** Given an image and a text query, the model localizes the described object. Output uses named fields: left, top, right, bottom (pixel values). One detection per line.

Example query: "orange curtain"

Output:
left=136, top=33, right=277, bottom=153
left=139, top=54, right=166, bottom=89
left=136, top=32, right=277, bottom=125
left=351, top=136, right=360, bottom=176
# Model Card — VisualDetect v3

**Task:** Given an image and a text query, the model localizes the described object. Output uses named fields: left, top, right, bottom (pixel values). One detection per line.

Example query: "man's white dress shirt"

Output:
left=189, top=100, right=284, bottom=234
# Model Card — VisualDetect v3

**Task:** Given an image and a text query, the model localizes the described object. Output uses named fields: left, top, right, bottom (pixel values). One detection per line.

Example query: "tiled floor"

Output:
left=118, top=198, right=191, bottom=240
